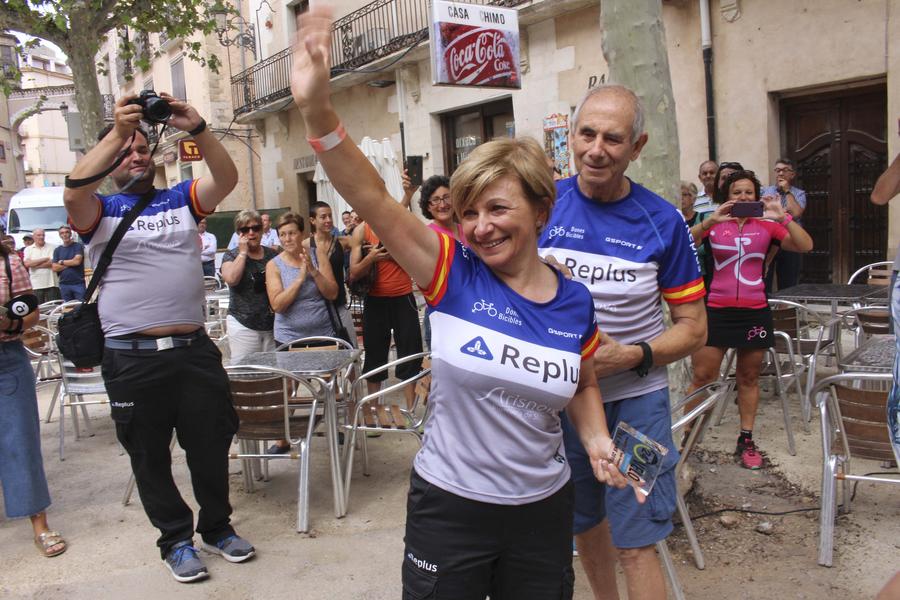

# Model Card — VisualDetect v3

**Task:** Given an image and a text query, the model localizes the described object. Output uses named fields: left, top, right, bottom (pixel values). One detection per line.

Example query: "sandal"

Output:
left=34, top=531, right=67, bottom=557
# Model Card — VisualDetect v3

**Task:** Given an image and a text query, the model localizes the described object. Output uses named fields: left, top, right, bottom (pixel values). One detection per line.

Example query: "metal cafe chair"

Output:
left=846, top=261, right=893, bottom=287
left=841, top=305, right=891, bottom=350
left=342, top=352, right=431, bottom=506
left=224, top=365, right=324, bottom=533
left=54, top=353, right=108, bottom=461
left=811, top=372, right=898, bottom=567
left=662, top=381, right=735, bottom=572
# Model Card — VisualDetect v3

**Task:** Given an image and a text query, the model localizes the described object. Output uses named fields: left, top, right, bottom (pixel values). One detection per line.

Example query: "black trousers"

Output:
left=101, top=333, right=238, bottom=557
left=403, top=470, right=574, bottom=600
left=362, top=293, right=423, bottom=382
left=765, top=249, right=802, bottom=292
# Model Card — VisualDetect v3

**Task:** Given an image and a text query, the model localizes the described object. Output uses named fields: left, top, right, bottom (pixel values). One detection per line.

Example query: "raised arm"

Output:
left=290, top=6, right=437, bottom=288
left=871, top=153, right=900, bottom=206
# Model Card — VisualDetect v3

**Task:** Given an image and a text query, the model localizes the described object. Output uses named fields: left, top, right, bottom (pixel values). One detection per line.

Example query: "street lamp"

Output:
left=58, top=101, right=68, bottom=120
left=212, top=6, right=257, bottom=60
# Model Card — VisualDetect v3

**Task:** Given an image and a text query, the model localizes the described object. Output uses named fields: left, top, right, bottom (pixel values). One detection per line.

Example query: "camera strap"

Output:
left=82, top=188, right=156, bottom=303
left=64, top=123, right=168, bottom=191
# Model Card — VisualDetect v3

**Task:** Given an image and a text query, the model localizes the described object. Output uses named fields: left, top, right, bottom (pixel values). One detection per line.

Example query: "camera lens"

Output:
left=143, top=95, right=172, bottom=124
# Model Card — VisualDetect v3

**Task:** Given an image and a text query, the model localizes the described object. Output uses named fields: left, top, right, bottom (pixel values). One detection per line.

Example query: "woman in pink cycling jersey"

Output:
left=687, top=170, right=813, bottom=469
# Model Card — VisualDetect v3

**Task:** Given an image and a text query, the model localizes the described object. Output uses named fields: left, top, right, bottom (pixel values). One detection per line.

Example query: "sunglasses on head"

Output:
left=238, top=225, right=262, bottom=234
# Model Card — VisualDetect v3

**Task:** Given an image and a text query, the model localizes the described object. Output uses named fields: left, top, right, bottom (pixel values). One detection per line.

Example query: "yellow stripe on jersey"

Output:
left=580, top=326, right=601, bottom=358
left=421, top=232, right=453, bottom=306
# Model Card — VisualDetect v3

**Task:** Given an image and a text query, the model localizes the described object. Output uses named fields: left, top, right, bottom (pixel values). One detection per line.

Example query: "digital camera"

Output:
left=127, top=90, right=172, bottom=124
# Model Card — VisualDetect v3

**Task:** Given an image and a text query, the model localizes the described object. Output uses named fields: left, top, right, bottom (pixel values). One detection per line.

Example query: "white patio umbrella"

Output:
left=312, top=136, right=405, bottom=218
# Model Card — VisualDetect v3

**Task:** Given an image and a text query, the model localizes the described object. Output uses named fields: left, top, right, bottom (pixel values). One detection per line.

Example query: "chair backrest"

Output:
left=771, top=305, right=800, bottom=339
left=855, top=307, right=891, bottom=336
left=225, top=366, right=322, bottom=444
left=847, top=261, right=893, bottom=286
left=22, top=325, right=52, bottom=355
left=228, top=373, right=289, bottom=423
left=276, top=336, right=354, bottom=352
left=413, top=358, right=433, bottom=411
left=203, top=276, right=221, bottom=292
left=832, top=383, right=894, bottom=461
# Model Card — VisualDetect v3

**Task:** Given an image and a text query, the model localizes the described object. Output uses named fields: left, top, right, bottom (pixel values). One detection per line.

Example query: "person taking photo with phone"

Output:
left=686, top=170, right=812, bottom=469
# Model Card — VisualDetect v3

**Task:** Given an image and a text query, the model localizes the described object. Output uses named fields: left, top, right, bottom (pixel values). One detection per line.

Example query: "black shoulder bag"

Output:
left=310, top=238, right=354, bottom=346
left=56, top=190, right=156, bottom=367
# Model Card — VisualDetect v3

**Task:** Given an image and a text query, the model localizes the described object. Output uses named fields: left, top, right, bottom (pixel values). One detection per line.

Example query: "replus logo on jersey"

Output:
left=500, top=344, right=579, bottom=384
left=461, top=336, right=494, bottom=360
left=563, top=257, right=637, bottom=285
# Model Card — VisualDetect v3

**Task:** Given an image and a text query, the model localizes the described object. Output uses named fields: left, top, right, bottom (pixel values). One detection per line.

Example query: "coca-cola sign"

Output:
left=431, top=1, right=521, bottom=89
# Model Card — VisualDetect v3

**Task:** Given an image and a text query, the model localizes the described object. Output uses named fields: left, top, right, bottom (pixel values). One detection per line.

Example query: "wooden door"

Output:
left=782, top=85, right=888, bottom=283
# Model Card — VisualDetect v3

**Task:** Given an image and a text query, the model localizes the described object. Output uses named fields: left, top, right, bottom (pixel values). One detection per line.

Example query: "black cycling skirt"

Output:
left=705, top=306, right=774, bottom=349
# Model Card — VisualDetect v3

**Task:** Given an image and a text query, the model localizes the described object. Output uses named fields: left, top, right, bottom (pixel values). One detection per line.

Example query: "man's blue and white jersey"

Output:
left=539, top=176, right=705, bottom=403
left=73, top=180, right=209, bottom=336
left=415, top=232, right=600, bottom=505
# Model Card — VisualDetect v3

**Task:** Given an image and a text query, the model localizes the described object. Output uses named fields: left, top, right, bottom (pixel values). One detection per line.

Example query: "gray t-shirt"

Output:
left=222, top=247, right=277, bottom=331
left=272, top=254, right=332, bottom=344
left=80, top=182, right=206, bottom=336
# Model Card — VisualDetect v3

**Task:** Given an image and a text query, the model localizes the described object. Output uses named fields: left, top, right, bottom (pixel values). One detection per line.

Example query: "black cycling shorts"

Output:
left=402, top=470, right=574, bottom=600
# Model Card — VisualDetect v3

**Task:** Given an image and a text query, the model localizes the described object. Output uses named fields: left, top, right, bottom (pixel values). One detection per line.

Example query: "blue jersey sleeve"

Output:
left=658, top=213, right=705, bottom=305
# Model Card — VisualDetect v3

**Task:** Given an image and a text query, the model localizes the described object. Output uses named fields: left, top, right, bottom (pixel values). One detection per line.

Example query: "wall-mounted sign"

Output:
left=587, top=73, right=607, bottom=89
left=179, top=140, right=203, bottom=162
left=543, top=114, right=570, bottom=179
left=293, top=154, right=317, bottom=172
left=431, top=1, right=521, bottom=89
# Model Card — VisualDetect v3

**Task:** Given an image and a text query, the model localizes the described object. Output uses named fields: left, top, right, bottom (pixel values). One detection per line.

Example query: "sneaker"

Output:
left=266, top=443, right=290, bottom=455
left=162, top=541, right=209, bottom=583
left=201, top=534, right=256, bottom=563
left=736, top=439, right=763, bottom=470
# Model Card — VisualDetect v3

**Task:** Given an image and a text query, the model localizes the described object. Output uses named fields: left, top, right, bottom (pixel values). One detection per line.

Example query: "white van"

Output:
left=6, top=187, right=69, bottom=248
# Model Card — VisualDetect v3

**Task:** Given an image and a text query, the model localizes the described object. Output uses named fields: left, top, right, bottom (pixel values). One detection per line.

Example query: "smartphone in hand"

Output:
left=406, top=155, right=423, bottom=187
left=730, top=201, right=764, bottom=218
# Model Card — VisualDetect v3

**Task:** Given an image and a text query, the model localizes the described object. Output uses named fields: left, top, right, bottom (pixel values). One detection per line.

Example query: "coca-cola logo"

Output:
left=443, top=27, right=515, bottom=85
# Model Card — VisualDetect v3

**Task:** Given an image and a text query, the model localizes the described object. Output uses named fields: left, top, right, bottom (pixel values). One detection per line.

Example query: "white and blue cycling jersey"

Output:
left=414, top=232, right=600, bottom=505
left=539, top=176, right=705, bottom=402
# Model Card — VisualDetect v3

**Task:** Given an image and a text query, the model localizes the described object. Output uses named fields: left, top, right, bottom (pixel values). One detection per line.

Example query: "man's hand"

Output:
left=593, top=331, right=643, bottom=378
left=543, top=254, right=572, bottom=279
left=369, top=244, right=391, bottom=263
left=159, top=93, right=203, bottom=133
left=113, top=95, right=144, bottom=142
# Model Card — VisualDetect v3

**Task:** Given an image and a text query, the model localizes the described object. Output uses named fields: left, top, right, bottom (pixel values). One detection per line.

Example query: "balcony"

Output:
left=231, top=0, right=533, bottom=117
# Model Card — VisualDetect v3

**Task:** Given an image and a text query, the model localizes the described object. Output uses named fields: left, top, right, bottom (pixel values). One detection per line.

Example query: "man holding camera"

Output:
left=63, top=93, right=253, bottom=583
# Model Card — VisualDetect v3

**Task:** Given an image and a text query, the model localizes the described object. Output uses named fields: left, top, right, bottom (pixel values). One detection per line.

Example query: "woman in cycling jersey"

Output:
left=687, top=170, right=813, bottom=469
left=291, top=7, right=633, bottom=599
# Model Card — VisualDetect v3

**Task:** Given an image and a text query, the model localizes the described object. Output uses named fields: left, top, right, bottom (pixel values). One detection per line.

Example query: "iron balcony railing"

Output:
left=231, top=0, right=531, bottom=116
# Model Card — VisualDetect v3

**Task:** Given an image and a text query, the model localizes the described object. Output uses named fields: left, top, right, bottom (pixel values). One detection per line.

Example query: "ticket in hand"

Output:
left=610, top=421, right=668, bottom=496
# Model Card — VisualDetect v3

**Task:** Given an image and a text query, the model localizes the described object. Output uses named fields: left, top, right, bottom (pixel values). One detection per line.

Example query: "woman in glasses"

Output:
left=291, top=8, right=633, bottom=598
left=686, top=170, right=812, bottom=469
left=220, top=210, right=279, bottom=362
left=417, top=175, right=467, bottom=349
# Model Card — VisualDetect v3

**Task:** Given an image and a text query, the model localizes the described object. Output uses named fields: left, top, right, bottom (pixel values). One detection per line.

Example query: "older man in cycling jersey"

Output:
left=539, top=84, right=706, bottom=600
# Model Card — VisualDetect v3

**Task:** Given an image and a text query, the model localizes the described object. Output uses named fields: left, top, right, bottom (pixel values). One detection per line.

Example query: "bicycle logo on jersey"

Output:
left=746, top=326, right=768, bottom=341
left=547, top=225, right=566, bottom=239
left=472, top=299, right=498, bottom=317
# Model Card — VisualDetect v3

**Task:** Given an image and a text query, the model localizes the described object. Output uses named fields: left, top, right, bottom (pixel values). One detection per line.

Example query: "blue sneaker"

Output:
left=162, top=540, right=209, bottom=583
left=201, top=534, right=256, bottom=563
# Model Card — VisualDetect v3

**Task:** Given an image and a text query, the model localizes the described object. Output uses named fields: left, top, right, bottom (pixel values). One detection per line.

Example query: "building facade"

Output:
left=227, top=0, right=899, bottom=284
left=97, top=18, right=264, bottom=217
left=0, top=32, right=24, bottom=208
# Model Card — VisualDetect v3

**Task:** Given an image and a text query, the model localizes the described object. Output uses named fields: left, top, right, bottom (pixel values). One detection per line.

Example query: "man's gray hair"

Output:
left=572, top=84, right=646, bottom=143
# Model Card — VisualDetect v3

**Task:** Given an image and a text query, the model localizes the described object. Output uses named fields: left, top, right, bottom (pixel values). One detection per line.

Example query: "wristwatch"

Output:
left=631, top=342, right=653, bottom=378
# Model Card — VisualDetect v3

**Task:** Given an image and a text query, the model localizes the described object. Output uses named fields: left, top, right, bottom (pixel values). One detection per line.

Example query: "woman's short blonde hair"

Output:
left=449, top=137, right=556, bottom=224
left=680, top=181, right=698, bottom=196
left=234, top=209, right=261, bottom=231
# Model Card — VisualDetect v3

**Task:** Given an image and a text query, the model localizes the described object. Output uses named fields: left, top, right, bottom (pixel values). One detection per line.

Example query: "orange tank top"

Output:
left=364, top=224, right=413, bottom=297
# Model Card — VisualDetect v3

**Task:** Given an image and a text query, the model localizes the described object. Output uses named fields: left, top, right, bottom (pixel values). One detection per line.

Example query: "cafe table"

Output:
left=228, top=349, right=361, bottom=519
left=773, top=283, right=887, bottom=317
left=839, top=334, right=895, bottom=374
